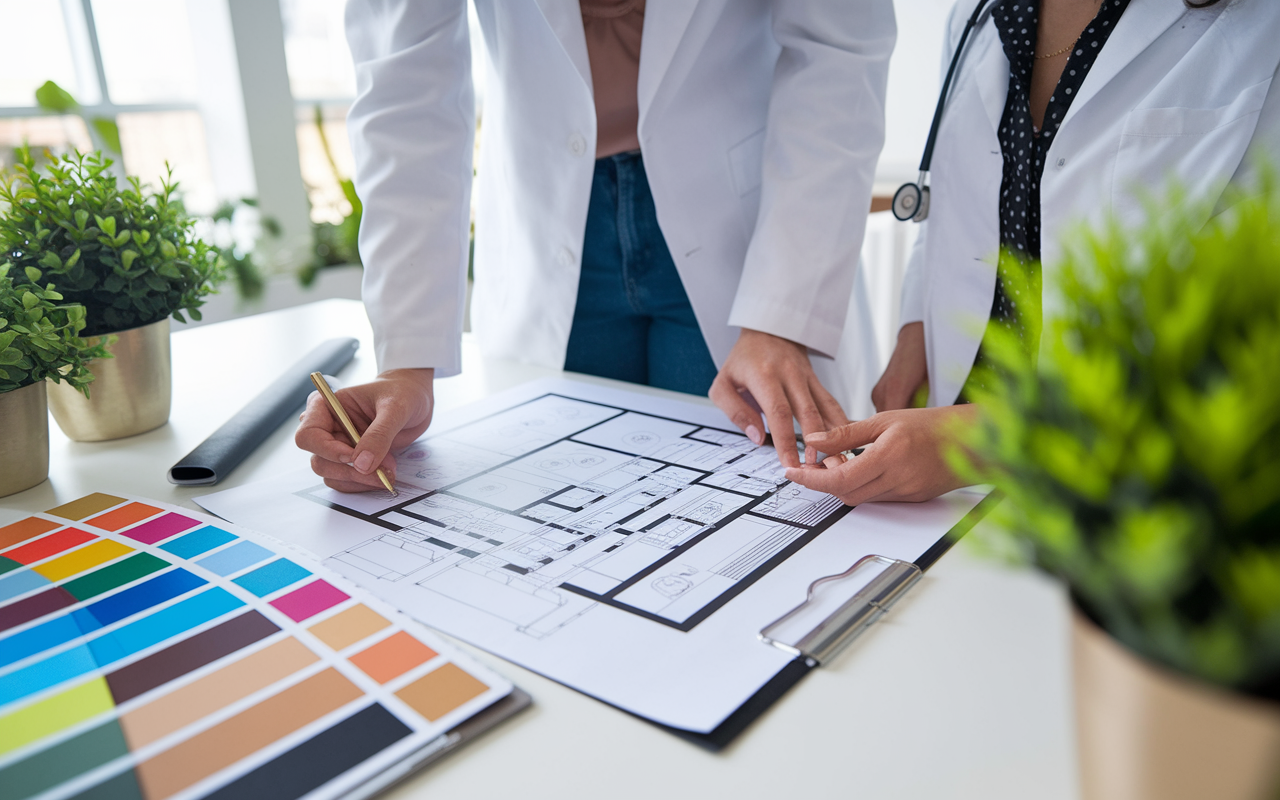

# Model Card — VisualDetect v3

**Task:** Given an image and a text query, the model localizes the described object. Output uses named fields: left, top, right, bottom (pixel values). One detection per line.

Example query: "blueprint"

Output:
left=199, top=379, right=988, bottom=733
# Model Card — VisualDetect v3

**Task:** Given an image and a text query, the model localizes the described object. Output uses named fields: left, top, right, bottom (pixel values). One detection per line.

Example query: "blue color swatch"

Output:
left=161, top=527, right=236, bottom=560
left=196, top=541, right=272, bottom=577
left=232, top=559, right=311, bottom=598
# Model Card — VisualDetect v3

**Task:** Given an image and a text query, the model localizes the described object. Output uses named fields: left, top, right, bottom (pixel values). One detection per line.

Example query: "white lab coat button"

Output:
left=1056, top=158, right=1066, bottom=168
left=558, top=246, right=575, bottom=267
left=568, top=134, right=587, bottom=156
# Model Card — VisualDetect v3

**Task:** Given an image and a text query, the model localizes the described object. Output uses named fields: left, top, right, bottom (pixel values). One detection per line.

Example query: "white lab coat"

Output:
left=901, top=0, right=1280, bottom=407
left=345, top=0, right=895, bottom=385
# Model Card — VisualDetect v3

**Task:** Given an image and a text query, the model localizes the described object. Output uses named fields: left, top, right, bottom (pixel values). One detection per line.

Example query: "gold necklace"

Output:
left=1034, top=39, right=1077, bottom=60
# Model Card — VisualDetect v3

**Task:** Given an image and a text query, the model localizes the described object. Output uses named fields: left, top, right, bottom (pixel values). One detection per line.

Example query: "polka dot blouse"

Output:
left=963, top=0, right=1131, bottom=398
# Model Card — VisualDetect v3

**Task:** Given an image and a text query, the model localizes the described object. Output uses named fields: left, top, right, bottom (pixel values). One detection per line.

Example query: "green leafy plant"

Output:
left=0, top=148, right=225, bottom=337
left=34, top=80, right=122, bottom=158
left=955, top=174, right=1280, bottom=701
left=0, top=263, right=109, bottom=396
left=302, top=105, right=362, bottom=287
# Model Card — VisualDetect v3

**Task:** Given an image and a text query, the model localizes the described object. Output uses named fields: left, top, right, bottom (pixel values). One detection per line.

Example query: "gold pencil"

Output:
left=309, top=372, right=398, bottom=497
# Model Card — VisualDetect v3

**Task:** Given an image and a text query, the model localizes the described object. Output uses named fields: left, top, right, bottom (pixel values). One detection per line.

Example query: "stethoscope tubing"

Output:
left=894, top=0, right=994, bottom=222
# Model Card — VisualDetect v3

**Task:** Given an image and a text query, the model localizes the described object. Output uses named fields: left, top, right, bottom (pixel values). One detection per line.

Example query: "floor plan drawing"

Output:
left=299, top=394, right=851, bottom=637
left=198, top=379, right=987, bottom=734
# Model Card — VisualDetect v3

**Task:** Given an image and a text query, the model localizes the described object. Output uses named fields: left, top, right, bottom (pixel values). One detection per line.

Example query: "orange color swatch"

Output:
left=0, top=517, right=60, bottom=550
left=86, top=502, right=162, bottom=532
left=349, top=631, right=437, bottom=684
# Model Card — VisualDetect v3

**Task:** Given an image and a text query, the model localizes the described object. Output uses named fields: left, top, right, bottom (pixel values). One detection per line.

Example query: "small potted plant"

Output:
left=0, top=148, right=225, bottom=441
left=956, top=176, right=1280, bottom=799
left=0, top=264, right=107, bottom=496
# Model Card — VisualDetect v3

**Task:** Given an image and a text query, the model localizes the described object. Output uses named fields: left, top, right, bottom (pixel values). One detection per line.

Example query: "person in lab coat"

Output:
left=788, top=0, right=1280, bottom=504
left=296, top=1, right=897, bottom=491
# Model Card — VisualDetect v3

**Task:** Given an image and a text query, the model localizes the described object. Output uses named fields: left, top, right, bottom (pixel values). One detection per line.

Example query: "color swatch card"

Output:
left=0, top=493, right=518, bottom=800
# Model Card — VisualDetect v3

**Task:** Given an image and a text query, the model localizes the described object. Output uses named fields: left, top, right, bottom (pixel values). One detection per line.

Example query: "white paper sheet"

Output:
left=198, top=379, right=986, bottom=733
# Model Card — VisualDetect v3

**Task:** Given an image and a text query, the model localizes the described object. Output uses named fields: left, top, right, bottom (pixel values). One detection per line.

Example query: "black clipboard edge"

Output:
left=342, top=687, right=534, bottom=799
left=655, top=488, right=1003, bottom=751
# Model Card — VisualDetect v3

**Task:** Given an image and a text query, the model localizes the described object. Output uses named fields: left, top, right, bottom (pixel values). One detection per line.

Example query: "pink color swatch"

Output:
left=121, top=514, right=202, bottom=545
left=270, top=580, right=349, bottom=622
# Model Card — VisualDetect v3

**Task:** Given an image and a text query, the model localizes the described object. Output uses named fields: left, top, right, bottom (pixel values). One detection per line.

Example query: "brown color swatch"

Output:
left=395, top=663, right=488, bottom=721
left=307, top=604, right=389, bottom=651
left=86, top=502, right=162, bottom=532
left=120, top=637, right=319, bottom=749
left=349, top=631, right=437, bottom=684
left=135, top=668, right=362, bottom=800
left=0, top=516, right=60, bottom=550
left=106, top=611, right=280, bottom=704
left=47, top=493, right=125, bottom=521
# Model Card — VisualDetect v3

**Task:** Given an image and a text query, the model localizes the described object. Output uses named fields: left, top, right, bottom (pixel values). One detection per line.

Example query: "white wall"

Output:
left=878, top=0, right=953, bottom=187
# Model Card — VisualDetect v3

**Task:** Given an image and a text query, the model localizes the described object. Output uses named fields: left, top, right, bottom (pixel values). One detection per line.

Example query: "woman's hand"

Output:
left=785, top=405, right=978, bottom=505
left=295, top=368, right=435, bottom=492
left=710, top=328, right=849, bottom=468
left=871, top=321, right=928, bottom=412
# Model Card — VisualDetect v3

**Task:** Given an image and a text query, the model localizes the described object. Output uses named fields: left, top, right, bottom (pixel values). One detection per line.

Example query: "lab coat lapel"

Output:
left=638, top=0, right=699, bottom=120
left=534, top=0, right=593, bottom=91
left=972, top=22, right=1011, bottom=138
left=1060, top=0, right=1185, bottom=128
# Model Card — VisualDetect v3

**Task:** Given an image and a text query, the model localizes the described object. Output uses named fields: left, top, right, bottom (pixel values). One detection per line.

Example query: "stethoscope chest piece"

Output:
left=892, top=181, right=930, bottom=222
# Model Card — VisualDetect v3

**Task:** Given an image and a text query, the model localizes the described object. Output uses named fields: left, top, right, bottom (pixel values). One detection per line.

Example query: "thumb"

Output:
left=350, top=396, right=411, bottom=476
left=803, top=416, right=884, bottom=455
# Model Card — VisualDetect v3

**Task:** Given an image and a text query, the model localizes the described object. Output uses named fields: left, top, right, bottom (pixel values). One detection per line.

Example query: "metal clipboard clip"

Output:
left=758, top=555, right=923, bottom=665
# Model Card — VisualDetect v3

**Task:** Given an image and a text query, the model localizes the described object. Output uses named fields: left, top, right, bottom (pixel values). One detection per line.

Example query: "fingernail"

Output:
left=354, top=452, right=374, bottom=473
left=339, top=454, right=352, bottom=465
left=804, top=445, right=816, bottom=464
left=823, top=454, right=845, bottom=469
left=746, top=425, right=763, bottom=445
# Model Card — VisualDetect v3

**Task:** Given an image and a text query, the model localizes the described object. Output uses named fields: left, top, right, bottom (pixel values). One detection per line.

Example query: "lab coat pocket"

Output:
left=1112, top=77, right=1272, bottom=226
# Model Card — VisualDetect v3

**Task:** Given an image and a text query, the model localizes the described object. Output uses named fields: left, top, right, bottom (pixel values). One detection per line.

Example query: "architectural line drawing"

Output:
left=298, top=394, right=851, bottom=638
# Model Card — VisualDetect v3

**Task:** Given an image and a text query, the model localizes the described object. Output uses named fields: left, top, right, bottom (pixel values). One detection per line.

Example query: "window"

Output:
left=0, top=0, right=215, bottom=214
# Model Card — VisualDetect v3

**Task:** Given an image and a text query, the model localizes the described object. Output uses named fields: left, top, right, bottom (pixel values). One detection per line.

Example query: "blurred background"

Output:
left=0, top=0, right=949, bottom=336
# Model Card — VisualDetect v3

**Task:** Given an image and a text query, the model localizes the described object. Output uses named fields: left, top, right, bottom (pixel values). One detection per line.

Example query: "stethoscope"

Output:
left=892, top=0, right=994, bottom=222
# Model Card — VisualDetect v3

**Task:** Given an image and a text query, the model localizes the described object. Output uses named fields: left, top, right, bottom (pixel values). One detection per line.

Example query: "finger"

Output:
left=741, top=381, right=799, bottom=468
left=709, top=376, right=767, bottom=446
left=349, top=393, right=414, bottom=476
left=783, top=374, right=827, bottom=442
left=809, top=376, right=850, bottom=430
left=296, top=394, right=355, bottom=463
left=803, top=416, right=885, bottom=454
left=784, top=450, right=884, bottom=503
left=310, top=454, right=389, bottom=491
left=323, top=477, right=386, bottom=494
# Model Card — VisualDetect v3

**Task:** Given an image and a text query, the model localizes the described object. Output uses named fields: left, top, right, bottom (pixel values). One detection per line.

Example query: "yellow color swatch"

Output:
left=33, top=539, right=133, bottom=581
left=0, top=677, right=115, bottom=756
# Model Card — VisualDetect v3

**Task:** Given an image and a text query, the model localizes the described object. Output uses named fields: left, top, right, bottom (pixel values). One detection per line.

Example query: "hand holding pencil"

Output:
left=294, top=368, right=436, bottom=495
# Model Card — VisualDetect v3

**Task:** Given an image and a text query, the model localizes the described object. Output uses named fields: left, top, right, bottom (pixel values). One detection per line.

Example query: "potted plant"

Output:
left=0, top=264, right=107, bottom=496
left=955, top=176, right=1280, bottom=799
left=0, top=148, right=225, bottom=441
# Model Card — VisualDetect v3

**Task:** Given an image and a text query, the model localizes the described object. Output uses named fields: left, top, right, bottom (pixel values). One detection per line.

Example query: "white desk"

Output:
left=0, top=300, right=1078, bottom=800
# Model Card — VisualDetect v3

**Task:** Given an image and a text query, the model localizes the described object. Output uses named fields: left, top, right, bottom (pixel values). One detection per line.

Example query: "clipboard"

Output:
left=657, top=490, right=1002, bottom=751
left=339, top=688, right=532, bottom=799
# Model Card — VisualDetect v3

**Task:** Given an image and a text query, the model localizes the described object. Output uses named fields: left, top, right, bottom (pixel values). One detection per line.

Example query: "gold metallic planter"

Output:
left=48, top=317, right=172, bottom=442
left=0, top=381, right=50, bottom=497
left=1073, top=608, right=1280, bottom=800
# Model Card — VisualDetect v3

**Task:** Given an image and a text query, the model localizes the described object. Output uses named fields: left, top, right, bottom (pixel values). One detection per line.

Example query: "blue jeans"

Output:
left=564, top=152, right=719, bottom=395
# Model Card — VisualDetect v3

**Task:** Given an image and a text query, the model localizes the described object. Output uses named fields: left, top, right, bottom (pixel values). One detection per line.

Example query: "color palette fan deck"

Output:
left=0, top=494, right=514, bottom=800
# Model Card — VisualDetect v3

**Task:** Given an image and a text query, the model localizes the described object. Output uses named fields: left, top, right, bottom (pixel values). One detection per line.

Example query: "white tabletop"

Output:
left=0, top=299, right=1078, bottom=800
